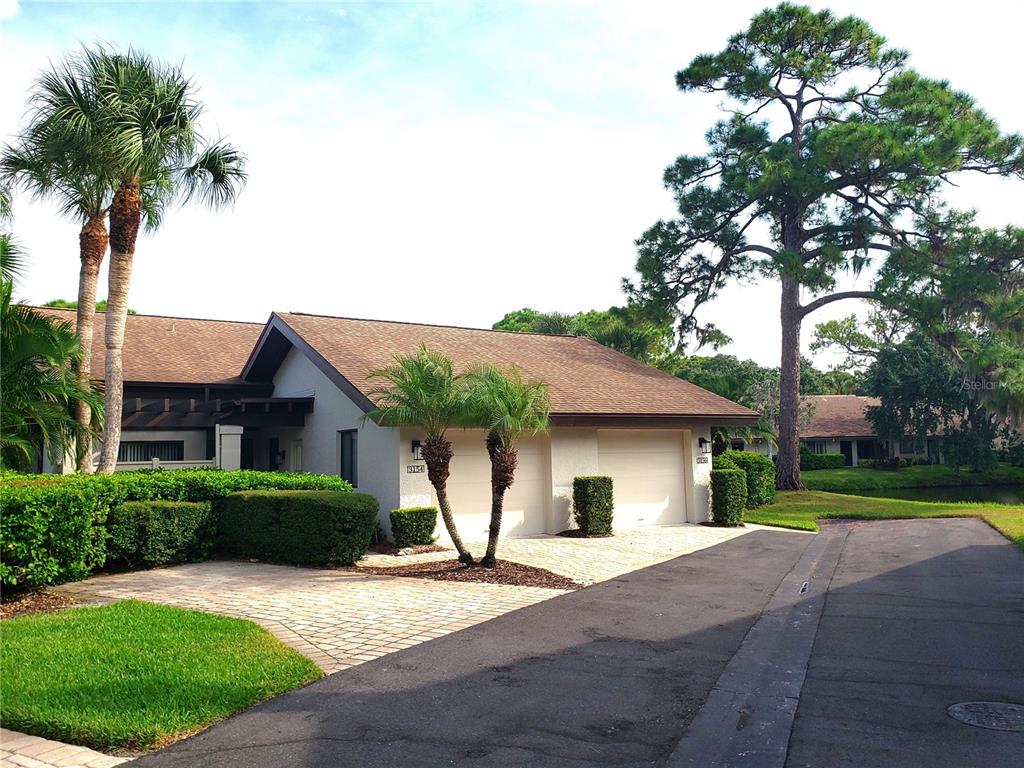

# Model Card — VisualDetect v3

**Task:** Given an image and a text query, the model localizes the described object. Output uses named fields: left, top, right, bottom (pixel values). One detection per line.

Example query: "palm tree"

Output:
left=365, top=346, right=476, bottom=565
left=32, top=46, right=246, bottom=474
left=3, top=97, right=117, bottom=471
left=0, top=196, right=103, bottom=470
left=464, top=365, right=550, bottom=568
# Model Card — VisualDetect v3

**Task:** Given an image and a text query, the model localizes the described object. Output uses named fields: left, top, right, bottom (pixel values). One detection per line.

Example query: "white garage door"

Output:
left=597, top=430, right=686, bottom=528
left=443, top=431, right=549, bottom=541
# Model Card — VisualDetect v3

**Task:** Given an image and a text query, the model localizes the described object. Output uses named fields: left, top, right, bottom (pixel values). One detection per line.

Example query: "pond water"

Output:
left=840, top=486, right=1024, bottom=505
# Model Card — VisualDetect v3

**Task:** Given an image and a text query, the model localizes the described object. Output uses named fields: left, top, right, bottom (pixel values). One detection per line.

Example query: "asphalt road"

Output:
left=133, top=529, right=811, bottom=767
left=785, top=518, right=1024, bottom=768
left=133, top=518, right=1024, bottom=767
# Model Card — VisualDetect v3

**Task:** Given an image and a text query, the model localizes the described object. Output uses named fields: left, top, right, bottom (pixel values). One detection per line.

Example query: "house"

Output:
left=798, top=394, right=941, bottom=466
left=42, top=308, right=759, bottom=539
left=727, top=394, right=945, bottom=467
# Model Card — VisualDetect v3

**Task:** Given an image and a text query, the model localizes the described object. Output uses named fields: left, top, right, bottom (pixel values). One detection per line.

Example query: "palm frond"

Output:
left=463, top=364, right=551, bottom=446
left=364, top=345, right=467, bottom=439
left=179, top=140, right=247, bottom=209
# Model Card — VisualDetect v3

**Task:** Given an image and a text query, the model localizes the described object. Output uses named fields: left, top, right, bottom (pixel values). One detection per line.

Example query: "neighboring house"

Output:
left=798, top=394, right=941, bottom=466
left=728, top=394, right=945, bottom=466
left=42, top=308, right=758, bottom=539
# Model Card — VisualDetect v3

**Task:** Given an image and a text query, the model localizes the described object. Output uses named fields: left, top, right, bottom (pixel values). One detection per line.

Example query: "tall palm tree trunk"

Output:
left=96, top=182, right=140, bottom=474
left=74, top=213, right=108, bottom=472
left=481, top=433, right=517, bottom=568
left=423, top=436, right=475, bottom=565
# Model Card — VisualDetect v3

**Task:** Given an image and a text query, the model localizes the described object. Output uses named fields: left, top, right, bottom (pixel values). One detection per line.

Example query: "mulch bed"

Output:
left=0, top=589, right=76, bottom=620
left=355, top=559, right=582, bottom=590
left=557, top=529, right=613, bottom=538
left=699, top=521, right=747, bottom=528
left=368, top=541, right=449, bottom=556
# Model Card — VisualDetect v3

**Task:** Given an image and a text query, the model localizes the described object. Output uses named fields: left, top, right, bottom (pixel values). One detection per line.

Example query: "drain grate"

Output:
left=947, top=701, right=1024, bottom=732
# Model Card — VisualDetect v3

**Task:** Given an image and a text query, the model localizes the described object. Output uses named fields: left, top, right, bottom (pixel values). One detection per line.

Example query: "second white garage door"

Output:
left=597, top=430, right=687, bottom=528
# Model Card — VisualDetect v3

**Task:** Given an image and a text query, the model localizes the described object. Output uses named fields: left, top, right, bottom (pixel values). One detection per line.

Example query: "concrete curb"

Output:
left=665, top=522, right=850, bottom=767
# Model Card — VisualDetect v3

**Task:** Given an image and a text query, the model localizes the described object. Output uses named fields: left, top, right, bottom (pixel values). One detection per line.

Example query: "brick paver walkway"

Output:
left=362, top=522, right=760, bottom=583
left=0, top=728, right=128, bottom=768
left=55, top=563, right=564, bottom=675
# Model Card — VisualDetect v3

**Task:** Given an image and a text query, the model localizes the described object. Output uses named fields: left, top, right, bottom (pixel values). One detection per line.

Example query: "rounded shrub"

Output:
left=107, top=500, right=214, bottom=568
left=390, top=507, right=438, bottom=548
left=573, top=476, right=614, bottom=535
left=720, top=450, right=776, bottom=507
left=711, top=468, right=747, bottom=526
left=217, top=490, right=378, bottom=566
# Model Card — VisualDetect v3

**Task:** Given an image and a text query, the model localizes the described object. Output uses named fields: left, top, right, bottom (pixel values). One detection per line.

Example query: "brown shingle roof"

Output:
left=36, top=307, right=264, bottom=385
left=273, top=312, right=757, bottom=420
left=801, top=395, right=880, bottom=438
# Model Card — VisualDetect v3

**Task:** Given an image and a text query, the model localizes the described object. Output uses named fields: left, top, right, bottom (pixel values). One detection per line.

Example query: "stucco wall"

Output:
left=271, top=346, right=401, bottom=517
left=683, top=427, right=713, bottom=523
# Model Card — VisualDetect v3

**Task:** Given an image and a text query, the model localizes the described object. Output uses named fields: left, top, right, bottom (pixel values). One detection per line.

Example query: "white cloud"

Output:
left=0, top=0, right=18, bottom=21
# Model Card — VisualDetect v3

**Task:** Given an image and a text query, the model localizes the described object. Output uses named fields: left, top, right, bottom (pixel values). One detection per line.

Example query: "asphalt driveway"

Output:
left=133, top=528, right=810, bottom=767
left=133, top=519, right=1023, bottom=767
left=786, top=518, right=1024, bottom=768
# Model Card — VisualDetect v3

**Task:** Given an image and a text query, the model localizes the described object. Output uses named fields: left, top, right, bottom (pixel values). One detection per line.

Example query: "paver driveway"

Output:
left=56, top=562, right=561, bottom=675
left=55, top=523, right=753, bottom=674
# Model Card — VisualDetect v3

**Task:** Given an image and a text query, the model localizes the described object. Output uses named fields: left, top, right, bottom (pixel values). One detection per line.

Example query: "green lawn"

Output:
left=745, top=490, right=1024, bottom=549
left=801, top=462, right=1024, bottom=492
left=0, top=600, right=321, bottom=752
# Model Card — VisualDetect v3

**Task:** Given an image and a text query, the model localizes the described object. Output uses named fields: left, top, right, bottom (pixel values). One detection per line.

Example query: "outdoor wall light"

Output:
left=698, top=437, right=712, bottom=454
left=411, top=440, right=423, bottom=460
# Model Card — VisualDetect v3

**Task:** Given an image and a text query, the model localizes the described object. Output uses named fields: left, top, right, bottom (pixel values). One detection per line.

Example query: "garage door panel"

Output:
left=597, top=430, right=686, bottom=528
left=443, top=431, right=548, bottom=539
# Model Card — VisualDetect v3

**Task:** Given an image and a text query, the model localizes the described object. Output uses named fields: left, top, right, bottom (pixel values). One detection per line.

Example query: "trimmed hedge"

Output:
left=720, top=450, right=776, bottom=508
left=799, top=449, right=845, bottom=471
left=390, top=507, right=438, bottom=548
left=0, top=469, right=354, bottom=588
left=218, top=490, right=378, bottom=566
left=711, top=469, right=747, bottom=525
left=0, top=482, right=108, bottom=588
left=107, top=501, right=214, bottom=568
left=573, top=476, right=614, bottom=535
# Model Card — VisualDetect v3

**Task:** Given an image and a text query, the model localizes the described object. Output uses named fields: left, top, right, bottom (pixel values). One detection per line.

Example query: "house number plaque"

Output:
left=407, top=465, right=426, bottom=474
left=696, top=456, right=709, bottom=464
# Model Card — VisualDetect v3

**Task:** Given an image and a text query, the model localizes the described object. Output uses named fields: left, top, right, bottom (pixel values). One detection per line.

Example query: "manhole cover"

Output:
left=947, top=701, right=1024, bottom=731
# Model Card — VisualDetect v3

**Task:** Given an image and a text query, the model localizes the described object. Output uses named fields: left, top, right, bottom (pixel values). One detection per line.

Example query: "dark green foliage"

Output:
left=720, top=450, right=776, bottom=507
left=218, top=490, right=378, bottom=566
left=0, top=469, right=352, bottom=588
left=711, top=469, right=747, bottom=525
left=493, top=306, right=680, bottom=371
left=799, top=448, right=846, bottom=471
left=712, top=453, right=738, bottom=470
left=106, top=500, right=214, bottom=568
left=943, top=422, right=999, bottom=473
left=865, top=334, right=999, bottom=473
left=0, top=481, right=108, bottom=588
left=390, top=506, right=437, bottom=548
left=573, top=476, right=614, bottom=535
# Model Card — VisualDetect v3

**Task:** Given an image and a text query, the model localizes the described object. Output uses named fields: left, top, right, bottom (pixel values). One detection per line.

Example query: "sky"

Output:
left=1, top=0, right=1022, bottom=368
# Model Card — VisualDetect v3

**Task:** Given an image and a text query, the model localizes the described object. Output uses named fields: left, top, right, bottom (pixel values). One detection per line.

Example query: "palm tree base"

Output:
left=479, top=555, right=497, bottom=569
left=459, top=552, right=477, bottom=567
